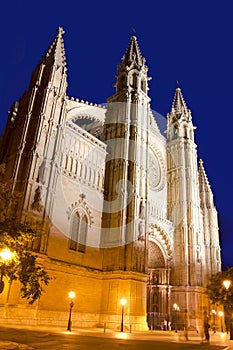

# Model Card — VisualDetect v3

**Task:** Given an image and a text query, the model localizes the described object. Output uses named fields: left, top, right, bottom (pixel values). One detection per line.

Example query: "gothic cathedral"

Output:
left=0, top=28, right=221, bottom=330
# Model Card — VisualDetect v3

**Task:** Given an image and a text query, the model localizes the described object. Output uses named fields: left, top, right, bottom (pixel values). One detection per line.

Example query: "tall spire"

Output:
left=171, top=87, right=188, bottom=117
left=121, top=36, right=144, bottom=67
left=43, top=26, right=66, bottom=68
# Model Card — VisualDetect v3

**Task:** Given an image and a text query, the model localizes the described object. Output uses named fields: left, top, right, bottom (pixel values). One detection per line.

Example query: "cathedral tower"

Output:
left=101, top=36, right=151, bottom=269
left=100, top=36, right=151, bottom=328
left=167, top=87, right=217, bottom=326
left=0, top=28, right=67, bottom=242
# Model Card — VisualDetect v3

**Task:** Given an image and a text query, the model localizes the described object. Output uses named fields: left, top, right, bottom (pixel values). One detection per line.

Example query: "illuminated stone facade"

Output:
left=0, top=28, right=221, bottom=330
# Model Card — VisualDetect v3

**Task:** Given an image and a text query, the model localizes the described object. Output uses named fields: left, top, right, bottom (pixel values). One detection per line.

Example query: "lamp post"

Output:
left=218, top=311, right=224, bottom=332
left=223, top=279, right=232, bottom=340
left=67, top=291, right=75, bottom=332
left=173, top=303, right=179, bottom=333
left=120, top=298, right=127, bottom=332
left=184, top=308, right=189, bottom=341
left=0, top=249, right=15, bottom=294
left=211, top=309, right=217, bottom=333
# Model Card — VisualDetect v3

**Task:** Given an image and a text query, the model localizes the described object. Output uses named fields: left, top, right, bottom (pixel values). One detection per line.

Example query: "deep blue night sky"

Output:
left=0, top=0, right=232, bottom=269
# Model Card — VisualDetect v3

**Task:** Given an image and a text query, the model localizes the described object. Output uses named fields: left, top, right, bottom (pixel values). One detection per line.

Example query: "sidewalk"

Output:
left=0, top=324, right=232, bottom=349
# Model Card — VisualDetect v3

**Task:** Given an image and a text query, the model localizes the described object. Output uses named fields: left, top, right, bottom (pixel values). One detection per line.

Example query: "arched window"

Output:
left=69, top=211, right=88, bottom=253
left=78, top=215, right=88, bottom=253
left=69, top=212, right=80, bottom=250
left=132, top=73, right=137, bottom=89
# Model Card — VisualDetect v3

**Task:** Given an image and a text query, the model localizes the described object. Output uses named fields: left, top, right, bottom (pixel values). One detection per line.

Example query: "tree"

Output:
left=0, top=164, right=50, bottom=304
left=206, top=268, right=233, bottom=340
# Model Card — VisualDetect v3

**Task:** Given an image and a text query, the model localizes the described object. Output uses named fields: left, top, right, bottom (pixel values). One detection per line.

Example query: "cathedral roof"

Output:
left=121, top=35, right=144, bottom=67
left=43, top=27, right=66, bottom=68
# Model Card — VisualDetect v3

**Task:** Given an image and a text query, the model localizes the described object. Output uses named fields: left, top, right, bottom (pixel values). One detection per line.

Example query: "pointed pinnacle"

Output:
left=122, top=35, right=144, bottom=67
left=199, top=159, right=211, bottom=192
left=198, top=159, right=214, bottom=208
left=172, top=87, right=187, bottom=111
left=171, top=87, right=189, bottom=117
left=45, top=27, right=66, bottom=68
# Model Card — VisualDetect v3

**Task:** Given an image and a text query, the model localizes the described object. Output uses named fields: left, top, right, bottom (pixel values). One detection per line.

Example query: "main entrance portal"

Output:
left=147, top=240, right=171, bottom=330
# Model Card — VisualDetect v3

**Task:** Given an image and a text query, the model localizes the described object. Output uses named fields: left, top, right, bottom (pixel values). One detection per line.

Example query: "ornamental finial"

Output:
left=57, top=27, right=65, bottom=36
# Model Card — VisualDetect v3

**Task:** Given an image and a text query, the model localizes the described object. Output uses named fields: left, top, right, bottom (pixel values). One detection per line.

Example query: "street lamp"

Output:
left=173, top=303, right=180, bottom=333
left=223, top=280, right=231, bottom=291
left=218, top=311, right=224, bottom=332
left=67, top=291, right=75, bottom=332
left=0, top=248, right=15, bottom=293
left=0, top=249, right=15, bottom=261
left=120, top=298, right=127, bottom=332
left=211, top=309, right=217, bottom=333
left=223, top=279, right=232, bottom=340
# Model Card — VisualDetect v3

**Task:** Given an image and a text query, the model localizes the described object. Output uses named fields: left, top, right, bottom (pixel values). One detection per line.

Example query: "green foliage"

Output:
left=18, top=253, right=50, bottom=303
left=0, top=163, right=50, bottom=304
left=0, top=219, right=50, bottom=304
left=206, top=268, right=233, bottom=309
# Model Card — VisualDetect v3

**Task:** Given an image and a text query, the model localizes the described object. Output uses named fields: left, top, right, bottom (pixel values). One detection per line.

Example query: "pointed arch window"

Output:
left=132, top=73, right=137, bottom=89
left=79, top=214, right=88, bottom=252
left=69, top=211, right=88, bottom=253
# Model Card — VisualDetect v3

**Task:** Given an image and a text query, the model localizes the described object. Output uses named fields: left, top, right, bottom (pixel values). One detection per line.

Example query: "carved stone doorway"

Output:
left=147, top=240, right=171, bottom=330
